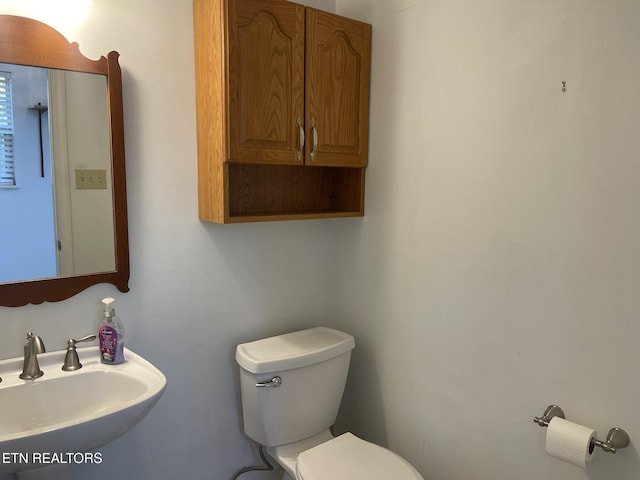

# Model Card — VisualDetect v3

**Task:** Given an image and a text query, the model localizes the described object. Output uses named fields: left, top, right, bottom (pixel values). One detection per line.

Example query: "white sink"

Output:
left=0, top=346, right=166, bottom=477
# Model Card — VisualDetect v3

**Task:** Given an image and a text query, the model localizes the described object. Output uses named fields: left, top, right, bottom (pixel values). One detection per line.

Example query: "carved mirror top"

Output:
left=0, top=15, right=110, bottom=73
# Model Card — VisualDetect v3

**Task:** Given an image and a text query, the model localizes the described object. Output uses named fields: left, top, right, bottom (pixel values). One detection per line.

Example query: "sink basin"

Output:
left=0, top=346, right=166, bottom=476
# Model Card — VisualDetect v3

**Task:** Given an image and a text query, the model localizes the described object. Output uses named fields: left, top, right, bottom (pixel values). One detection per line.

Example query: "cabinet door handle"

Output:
left=296, top=117, right=304, bottom=162
left=310, top=117, right=318, bottom=161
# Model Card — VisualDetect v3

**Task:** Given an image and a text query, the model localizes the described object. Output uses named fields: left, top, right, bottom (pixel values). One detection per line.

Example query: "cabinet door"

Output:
left=227, top=0, right=305, bottom=164
left=305, top=9, right=371, bottom=167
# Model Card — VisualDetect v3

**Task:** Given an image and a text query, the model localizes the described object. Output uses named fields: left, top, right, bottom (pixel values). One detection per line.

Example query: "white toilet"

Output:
left=235, top=327, right=424, bottom=480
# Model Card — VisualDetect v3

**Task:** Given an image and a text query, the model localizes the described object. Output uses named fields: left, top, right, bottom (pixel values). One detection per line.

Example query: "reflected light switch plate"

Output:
left=75, top=169, right=107, bottom=189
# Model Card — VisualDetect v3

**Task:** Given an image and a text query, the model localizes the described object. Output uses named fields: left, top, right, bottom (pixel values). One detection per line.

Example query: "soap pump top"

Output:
left=102, top=297, right=115, bottom=317
left=98, top=297, right=125, bottom=364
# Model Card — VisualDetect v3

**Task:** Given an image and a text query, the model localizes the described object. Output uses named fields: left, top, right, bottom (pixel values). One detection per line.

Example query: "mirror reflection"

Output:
left=0, top=63, right=115, bottom=284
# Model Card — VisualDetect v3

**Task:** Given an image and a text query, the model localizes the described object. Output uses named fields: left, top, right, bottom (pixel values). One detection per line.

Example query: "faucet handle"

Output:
left=62, top=334, right=96, bottom=371
left=70, top=334, right=97, bottom=346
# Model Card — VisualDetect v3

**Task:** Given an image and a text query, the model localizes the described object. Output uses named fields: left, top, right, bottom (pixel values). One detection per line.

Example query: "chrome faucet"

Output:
left=19, top=332, right=45, bottom=380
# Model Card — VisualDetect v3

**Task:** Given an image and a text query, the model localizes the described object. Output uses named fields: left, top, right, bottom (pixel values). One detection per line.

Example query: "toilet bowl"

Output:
left=235, top=327, right=424, bottom=480
left=296, top=432, right=422, bottom=480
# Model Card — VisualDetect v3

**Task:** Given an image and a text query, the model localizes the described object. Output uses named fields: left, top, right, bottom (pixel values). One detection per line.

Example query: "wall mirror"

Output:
left=0, top=15, right=129, bottom=307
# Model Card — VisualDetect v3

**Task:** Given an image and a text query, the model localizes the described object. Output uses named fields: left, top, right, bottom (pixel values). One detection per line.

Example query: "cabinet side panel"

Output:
left=194, top=0, right=227, bottom=222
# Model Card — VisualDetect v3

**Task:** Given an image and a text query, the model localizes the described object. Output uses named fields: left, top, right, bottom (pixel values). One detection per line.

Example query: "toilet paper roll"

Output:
left=545, top=417, right=597, bottom=468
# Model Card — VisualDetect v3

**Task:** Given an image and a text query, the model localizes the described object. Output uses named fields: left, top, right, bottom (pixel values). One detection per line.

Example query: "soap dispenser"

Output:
left=98, top=297, right=125, bottom=364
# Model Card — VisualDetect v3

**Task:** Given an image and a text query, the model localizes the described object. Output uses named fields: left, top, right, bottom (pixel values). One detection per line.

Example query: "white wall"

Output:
left=332, top=1, right=640, bottom=479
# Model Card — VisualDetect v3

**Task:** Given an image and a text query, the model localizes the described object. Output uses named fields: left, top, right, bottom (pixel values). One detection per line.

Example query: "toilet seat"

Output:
left=296, top=432, right=423, bottom=480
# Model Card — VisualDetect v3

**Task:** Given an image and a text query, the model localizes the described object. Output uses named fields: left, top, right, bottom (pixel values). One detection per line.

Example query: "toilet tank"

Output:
left=235, top=327, right=355, bottom=447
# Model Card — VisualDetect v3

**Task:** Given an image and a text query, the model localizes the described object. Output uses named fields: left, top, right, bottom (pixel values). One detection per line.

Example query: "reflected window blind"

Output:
left=0, top=71, right=15, bottom=186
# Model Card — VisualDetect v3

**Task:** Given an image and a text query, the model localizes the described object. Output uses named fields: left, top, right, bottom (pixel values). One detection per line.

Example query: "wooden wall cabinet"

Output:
left=194, top=0, right=371, bottom=223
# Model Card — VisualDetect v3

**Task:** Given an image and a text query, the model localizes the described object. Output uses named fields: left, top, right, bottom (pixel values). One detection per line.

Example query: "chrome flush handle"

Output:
left=255, top=376, right=282, bottom=388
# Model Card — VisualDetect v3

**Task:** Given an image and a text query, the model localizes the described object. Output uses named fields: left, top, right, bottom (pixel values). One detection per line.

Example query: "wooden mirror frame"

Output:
left=0, top=15, right=129, bottom=307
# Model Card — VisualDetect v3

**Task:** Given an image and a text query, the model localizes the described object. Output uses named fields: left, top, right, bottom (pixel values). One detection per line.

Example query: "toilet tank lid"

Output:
left=235, top=327, right=355, bottom=374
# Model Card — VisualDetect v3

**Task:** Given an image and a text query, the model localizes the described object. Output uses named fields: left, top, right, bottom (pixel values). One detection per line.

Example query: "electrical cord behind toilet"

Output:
left=230, top=443, right=273, bottom=480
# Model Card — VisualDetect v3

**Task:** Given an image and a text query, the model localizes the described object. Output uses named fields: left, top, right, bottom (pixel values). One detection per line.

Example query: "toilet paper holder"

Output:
left=533, top=405, right=630, bottom=454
